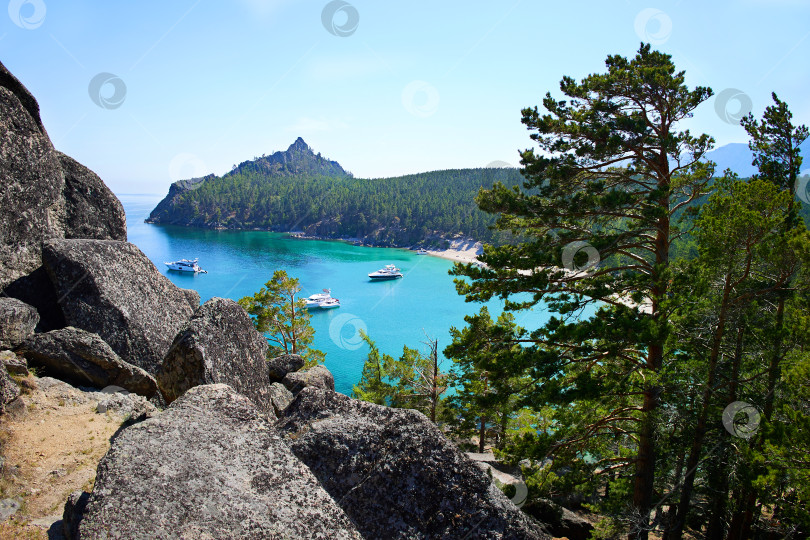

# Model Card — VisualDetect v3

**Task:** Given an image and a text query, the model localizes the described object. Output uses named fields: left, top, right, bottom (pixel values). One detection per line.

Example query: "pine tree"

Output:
left=451, top=43, right=714, bottom=537
left=238, top=270, right=325, bottom=366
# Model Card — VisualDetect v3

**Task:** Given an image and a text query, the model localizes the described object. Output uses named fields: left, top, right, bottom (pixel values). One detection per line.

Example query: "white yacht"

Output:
left=305, top=289, right=341, bottom=309
left=415, top=248, right=429, bottom=255
left=317, top=297, right=341, bottom=309
left=368, top=264, right=403, bottom=280
left=165, top=258, right=207, bottom=273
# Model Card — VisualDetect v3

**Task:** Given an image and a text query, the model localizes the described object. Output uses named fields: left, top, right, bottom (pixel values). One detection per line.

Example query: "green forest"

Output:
left=147, top=161, right=523, bottom=247
left=344, top=45, right=810, bottom=539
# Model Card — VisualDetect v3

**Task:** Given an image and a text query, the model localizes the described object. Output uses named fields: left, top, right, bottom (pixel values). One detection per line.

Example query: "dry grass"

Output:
left=0, top=377, right=128, bottom=537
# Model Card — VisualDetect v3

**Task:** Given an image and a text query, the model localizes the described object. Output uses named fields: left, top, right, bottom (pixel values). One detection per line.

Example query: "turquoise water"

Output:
left=123, top=194, right=552, bottom=395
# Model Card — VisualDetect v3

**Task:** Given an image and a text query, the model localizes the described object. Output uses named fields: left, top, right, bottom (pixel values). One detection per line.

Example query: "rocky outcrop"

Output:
left=0, top=350, right=28, bottom=377
left=0, top=61, right=63, bottom=289
left=156, top=297, right=272, bottom=414
left=278, top=388, right=549, bottom=539
left=42, top=239, right=195, bottom=375
left=0, top=297, right=39, bottom=348
left=18, top=327, right=158, bottom=398
left=1, top=365, right=21, bottom=414
left=58, top=152, right=126, bottom=241
left=146, top=138, right=348, bottom=227
left=268, top=382, right=294, bottom=417
left=180, top=287, right=200, bottom=309
left=267, top=352, right=304, bottom=382
left=75, top=384, right=362, bottom=539
left=0, top=60, right=126, bottom=290
left=282, top=364, right=335, bottom=395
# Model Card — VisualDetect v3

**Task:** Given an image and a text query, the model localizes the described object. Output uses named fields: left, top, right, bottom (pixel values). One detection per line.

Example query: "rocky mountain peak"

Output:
left=289, top=136, right=310, bottom=152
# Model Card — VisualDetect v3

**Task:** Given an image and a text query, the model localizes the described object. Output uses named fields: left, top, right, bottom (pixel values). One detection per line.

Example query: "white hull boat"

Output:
left=165, top=258, right=207, bottom=273
left=305, top=289, right=341, bottom=309
left=368, top=264, right=403, bottom=280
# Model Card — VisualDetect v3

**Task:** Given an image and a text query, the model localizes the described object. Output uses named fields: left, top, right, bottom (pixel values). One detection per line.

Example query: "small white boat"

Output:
left=317, top=297, right=341, bottom=309
left=415, top=248, right=428, bottom=255
left=368, top=264, right=403, bottom=280
left=305, top=289, right=341, bottom=309
left=305, top=289, right=334, bottom=308
left=165, top=258, right=207, bottom=273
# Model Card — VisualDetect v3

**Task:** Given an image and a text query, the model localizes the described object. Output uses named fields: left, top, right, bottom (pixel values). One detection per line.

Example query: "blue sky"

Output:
left=2, top=0, right=809, bottom=194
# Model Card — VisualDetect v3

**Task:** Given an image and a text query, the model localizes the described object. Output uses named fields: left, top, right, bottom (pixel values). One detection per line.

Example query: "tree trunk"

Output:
left=729, top=296, right=786, bottom=539
left=705, top=326, right=744, bottom=540
left=669, top=274, right=733, bottom=538
left=630, top=202, right=670, bottom=540
left=478, top=417, right=487, bottom=454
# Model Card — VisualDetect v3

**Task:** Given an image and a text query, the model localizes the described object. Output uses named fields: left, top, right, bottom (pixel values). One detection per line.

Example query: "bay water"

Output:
left=122, top=194, right=553, bottom=395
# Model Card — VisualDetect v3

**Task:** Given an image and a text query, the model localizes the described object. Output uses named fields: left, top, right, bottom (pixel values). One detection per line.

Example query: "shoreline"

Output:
left=289, top=232, right=484, bottom=265
left=422, top=244, right=483, bottom=266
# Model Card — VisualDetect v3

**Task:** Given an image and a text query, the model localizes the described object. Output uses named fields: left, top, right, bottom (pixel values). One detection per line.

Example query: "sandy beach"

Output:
left=423, top=239, right=484, bottom=265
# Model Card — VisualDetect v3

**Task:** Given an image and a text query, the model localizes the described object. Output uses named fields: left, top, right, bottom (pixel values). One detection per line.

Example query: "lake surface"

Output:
left=123, top=194, right=552, bottom=394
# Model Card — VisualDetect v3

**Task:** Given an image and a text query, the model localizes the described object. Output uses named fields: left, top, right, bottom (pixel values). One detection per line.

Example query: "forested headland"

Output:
left=146, top=137, right=522, bottom=247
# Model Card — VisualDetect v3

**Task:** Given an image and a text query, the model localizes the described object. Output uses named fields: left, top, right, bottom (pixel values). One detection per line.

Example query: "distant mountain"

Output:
left=146, top=138, right=523, bottom=247
left=704, top=139, right=810, bottom=177
left=232, top=137, right=348, bottom=178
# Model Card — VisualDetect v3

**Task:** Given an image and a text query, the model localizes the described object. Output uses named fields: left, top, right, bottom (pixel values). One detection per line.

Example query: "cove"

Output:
left=123, top=193, right=569, bottom=395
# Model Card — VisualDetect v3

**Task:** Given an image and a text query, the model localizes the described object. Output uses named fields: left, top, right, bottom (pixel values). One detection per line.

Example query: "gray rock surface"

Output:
left=0, top=297, right=39, bottom=348
left=0, top=61, right=126, bottom=290
left=0, top=60, right=63, bottom=290
left=59, top=152, right=126, bottom=242
left=282, top=364, right=334, bottom=395
left=156, top=297, right=273, bottom=414
left=18, top=327, right=158, bottom=398
left=278, top=388, right=549, bottom=539
left=268, top=382, right=294, bottom=417
left=0, top=498, right=21, bottom=521
left=25, top=376, right=156, bottom=418
left=1, top=365, right=21, bottom=414
left=180, top=287, right=200, bottom=309
left=42, top=239, right=195, bottom=375
left=0, top=350, right=28, bottom=376
left=95, top=390, right=158, bottom=420
left=75, top=384, right=362, bottom=539
left=267, top=352, right=304, bottom=382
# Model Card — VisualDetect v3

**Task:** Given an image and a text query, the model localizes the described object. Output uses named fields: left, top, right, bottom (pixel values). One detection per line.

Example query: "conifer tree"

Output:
left=238, top=270, right=325, bottom=366
left=451, top=44, right=714, bottom=537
